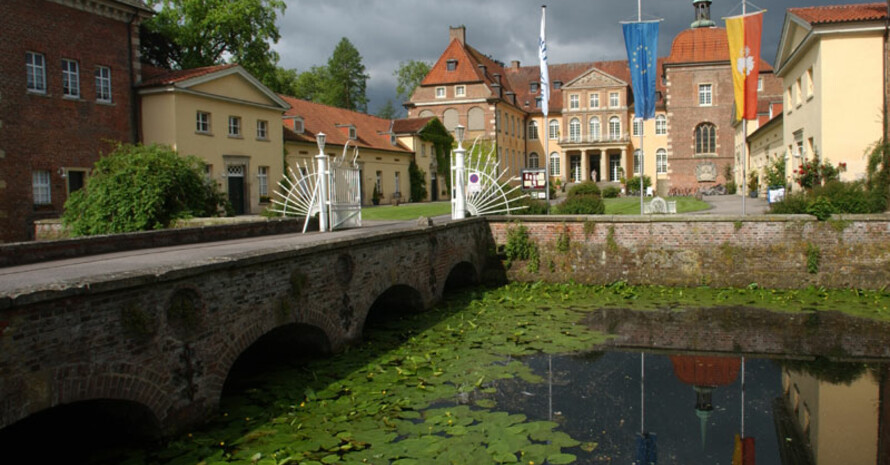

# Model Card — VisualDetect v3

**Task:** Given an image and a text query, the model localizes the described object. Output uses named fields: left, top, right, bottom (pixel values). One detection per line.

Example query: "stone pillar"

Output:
left=621, top=148, right=627, bottom=182
left=581, top=150, right=590, bottom=182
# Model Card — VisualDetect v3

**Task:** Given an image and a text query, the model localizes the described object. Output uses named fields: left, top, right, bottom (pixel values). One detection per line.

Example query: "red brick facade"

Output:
left=0, top=0, right=149, bottom=242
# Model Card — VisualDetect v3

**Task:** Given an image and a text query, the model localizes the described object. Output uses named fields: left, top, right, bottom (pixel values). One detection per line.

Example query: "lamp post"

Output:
left=315, top=132, right=329, bottom=232
left=451, top=124, right=467, bottom=220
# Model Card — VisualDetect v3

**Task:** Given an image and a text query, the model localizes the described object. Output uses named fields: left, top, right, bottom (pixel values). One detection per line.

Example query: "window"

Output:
left=257, top=120, right=268, bottom=140
left=806, top=67, right=814, bottom=99
left=228, top=116, right=241, bottom=137
left=589, top=93, right=600, bottom=109
left=656, top=148, right=667, bottom=174
left=699, top=84, right=712, bottom=106
left=569, top=118, right=581, bottom=142
left=204, top=164, right=213, bottom=179
left=553, top=80, right=562, bottom=89
left=655, top=115, right=667, bottom=135
left=786, top=87, right=792, bottom=112
left=394, top=172, right=400, bottom=194
left=26, top=52, right=46, bottom=93
left=95, top=66, right=112, bottom=102
left=436, top=87, right=445, bottom=98
left=608, top=116, right=621, bottom=140
left=421, top=144, right=427, bottom=157
left=795, top=78, right=802, bottom=106
left=32, top=170, right=51, bottom=205
left=589, top=117, right=601, bottom=141
left=348, top=126, right=357, bottom=140
left=528, top=152, right=539, bottom=168
left=196, top=111, right=211, bottom=133
left=757, top=76, right=763, bottom=92
left=455, top=85, right=466, bottom=97
left=258, top=166, right=269, bottom=198
left=633, top=149, right=641, bottom=174
left=468, top=106, right=484, bottom=130
left=375, top=171, right=382, bottom=194
left=550, top=152, right=560, bottom=176
left=632, top=118, right=642, bottom=137
left=548, top=119, right=559, bottom=140
left=535, top=97, right=542, bottom=108
left=62, top=59, right=80, bottom=98
left=528, top=120, right=539, bottom=140
left=67, top=170, right=85, bottom=195
left=530, top=82, right=539, bottom=93
left=609, top=92, right=619, bottom=108
left=695, top=123, right=716, bottom=154
left=569, top=94, right=579, bottom=110
left=446, top=59, right=457, bottom=71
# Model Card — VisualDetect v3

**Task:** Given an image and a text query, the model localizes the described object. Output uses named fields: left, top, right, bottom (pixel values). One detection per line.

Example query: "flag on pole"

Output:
left=726, top=12, right=763, bottom=121
left=622, top=21, right=659, bottom=120
left=539, top=5, right=550, bottom=118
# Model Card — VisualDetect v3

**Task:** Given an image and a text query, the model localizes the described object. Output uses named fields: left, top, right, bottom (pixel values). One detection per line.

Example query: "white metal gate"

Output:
left=329, top=163, right=361, bottom=230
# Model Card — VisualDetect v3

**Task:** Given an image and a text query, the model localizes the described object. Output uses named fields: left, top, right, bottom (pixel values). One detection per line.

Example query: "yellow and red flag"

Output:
left=726, top=12, right=763, bottom=121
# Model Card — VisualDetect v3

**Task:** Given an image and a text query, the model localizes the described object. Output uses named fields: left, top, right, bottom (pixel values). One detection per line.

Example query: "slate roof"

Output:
left=789, top=2, right=888, bottom=25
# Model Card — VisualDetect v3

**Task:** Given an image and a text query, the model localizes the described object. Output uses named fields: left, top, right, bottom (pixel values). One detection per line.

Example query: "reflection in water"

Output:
left=496, top=351, right=886, bottom=465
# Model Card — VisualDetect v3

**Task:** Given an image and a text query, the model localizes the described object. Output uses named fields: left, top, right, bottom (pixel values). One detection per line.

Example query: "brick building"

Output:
left=0, top=0, right=151, bottom=242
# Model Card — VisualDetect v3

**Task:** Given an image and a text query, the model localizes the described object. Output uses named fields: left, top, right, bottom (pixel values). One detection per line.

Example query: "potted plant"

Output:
left=748, top=171, right=760, bottom=198
left=372, top=185, right=381, bottom=205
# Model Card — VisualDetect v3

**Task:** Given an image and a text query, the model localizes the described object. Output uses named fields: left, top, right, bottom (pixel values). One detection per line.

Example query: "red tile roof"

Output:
left=139, top=64, right=239, bottom=87
left=665, top=27, right=773, bottom=70
left=392, top=117, right=434, bottom=134
left=790, top=2, right=887, bottom=25
left=420, top=39, right=518, bottom=105
left=279, top=96, right=411, bottom=154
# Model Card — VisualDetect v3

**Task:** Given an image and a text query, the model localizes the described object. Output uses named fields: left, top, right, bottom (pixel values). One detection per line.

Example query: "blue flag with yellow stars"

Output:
left=622, top=21, right=659, bottom=120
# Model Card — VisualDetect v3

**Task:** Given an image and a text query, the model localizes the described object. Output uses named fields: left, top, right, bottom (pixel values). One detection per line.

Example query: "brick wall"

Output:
left=488, top=215, right=890, bottom=289
left=0, top=0, right=141, bottom=243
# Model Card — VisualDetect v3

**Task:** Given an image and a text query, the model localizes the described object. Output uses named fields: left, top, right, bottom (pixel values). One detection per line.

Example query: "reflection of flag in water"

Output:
left=726, top=12, right=763, bottom=120
left=733, top=434, right=756, bottom=465
left=621, top=21, right=659, bottom=120
left=635, top=432, right=657, bottom=465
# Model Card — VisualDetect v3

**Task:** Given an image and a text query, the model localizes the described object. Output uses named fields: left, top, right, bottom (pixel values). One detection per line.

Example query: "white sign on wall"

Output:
left=467, top=172, right=482, bottom=194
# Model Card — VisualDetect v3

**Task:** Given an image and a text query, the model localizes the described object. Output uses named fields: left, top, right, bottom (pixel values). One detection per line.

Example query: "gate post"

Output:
left=451, top=125, right=467, bottom=220
left=316, top=133, right=329, bottom=232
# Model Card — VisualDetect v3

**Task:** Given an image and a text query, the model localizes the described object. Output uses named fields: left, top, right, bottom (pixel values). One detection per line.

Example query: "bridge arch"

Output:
left=363, top=284, right=425, bottom=329
left=444, top=261, right=479, bottom=292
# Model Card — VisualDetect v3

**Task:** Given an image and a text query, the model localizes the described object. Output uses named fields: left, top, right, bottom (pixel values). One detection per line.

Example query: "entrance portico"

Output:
left=562, top=139, right=629, bottom=183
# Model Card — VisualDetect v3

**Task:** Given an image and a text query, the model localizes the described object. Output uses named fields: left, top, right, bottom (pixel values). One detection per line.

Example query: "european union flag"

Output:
left=622, top=21, right=659, bottom=120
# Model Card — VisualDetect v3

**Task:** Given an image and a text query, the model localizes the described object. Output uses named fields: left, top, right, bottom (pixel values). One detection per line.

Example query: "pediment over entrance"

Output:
left=564, top=68, right=627, bottom=89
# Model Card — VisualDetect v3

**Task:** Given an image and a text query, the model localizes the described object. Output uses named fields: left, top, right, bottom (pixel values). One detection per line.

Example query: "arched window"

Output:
left=656, top=148, right=668, bottom=174
left=528, top=152, right=539, bottom=169
left=695, top=123, right=716, bottom=154
left=549, top=119, right=559, bottom=140
left=608, top=116, right=621, bottom=140
left=655, top=115, right=667, bottom=135
left=569, top=118, right=581, bottom=142
left=443, top=108, right=459, bottom=131
left=528, top=120, right=539, bottom=140
left=467, top=106, right=484, bottom=130
left=589, top=117, right=601, bottom=141
left=419, top=110, right=434, bottom=118
left=550, top=152, right=560, bottom=176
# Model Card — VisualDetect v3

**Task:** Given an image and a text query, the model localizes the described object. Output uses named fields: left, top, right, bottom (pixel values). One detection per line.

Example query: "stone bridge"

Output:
left=0, top=219, right=493, bottom=434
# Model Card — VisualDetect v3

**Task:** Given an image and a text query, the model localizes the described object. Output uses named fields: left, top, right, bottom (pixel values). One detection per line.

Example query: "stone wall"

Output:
left=487, top=214, right=890, bottom=289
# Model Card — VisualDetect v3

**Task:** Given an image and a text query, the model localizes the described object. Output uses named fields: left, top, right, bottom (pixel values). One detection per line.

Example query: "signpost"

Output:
left=521, top=168, right=548, bottom=199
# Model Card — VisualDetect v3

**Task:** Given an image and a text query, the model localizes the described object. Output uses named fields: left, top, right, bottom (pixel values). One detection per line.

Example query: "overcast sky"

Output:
left=275, top=0, right=869, bottom=115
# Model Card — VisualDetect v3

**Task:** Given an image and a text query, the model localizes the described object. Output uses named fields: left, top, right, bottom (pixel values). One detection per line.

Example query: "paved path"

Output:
left=692, top=194, right=770, bottom=215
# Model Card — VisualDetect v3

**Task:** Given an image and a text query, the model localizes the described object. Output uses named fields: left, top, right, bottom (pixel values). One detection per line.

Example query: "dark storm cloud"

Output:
left=275, top=0, right=867, bottom=114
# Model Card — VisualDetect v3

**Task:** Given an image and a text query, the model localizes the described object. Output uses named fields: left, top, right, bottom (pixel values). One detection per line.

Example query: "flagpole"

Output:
left=742, top=1, right=747, bottom=216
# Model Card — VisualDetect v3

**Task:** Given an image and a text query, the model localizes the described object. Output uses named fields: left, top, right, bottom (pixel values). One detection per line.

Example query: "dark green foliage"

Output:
left=557, top=195, right=606, bottom=214
left=408, top=160, right=428, bottom=202
left=866, top=141, right=890, bottom=210
left=324, top=37, right=369, bottom=112
left=417, top=118, right=454, bottom=190
left=806, top=243, right=821, bottom=274
left=624, top=175, right=651, bottom=195
left=781, top=357, right=867, bottom=385
left=770, top=181, right=884, bottom=219
left=510, top=196, right=549, bottom=215
left=504, top=223, right=536, bottom=262
left=769, top=190, right=810, bottom=214
left=567, top=181, right=600, bottom=197
left=602, top=186, right=621, bottom=198
left=395, top=59, right=432, bottom=103
left=765, top=157, right=787, bottom=188
left=556, top=225, right=570, bottom=253
left=375, top=99, right=399, bottom=119
left=806, top=196, right=834, bottom=221
left=62, top=144, right=229, bottom=236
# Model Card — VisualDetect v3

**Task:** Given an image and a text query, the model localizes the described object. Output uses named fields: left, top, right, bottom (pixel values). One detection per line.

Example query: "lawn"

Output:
left=604, top=196, right=710, bottom=214
left=361, top=201, right=451, bottom=220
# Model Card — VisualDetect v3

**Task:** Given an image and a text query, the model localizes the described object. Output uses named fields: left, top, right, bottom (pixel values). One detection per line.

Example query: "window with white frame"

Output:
left=609, top=92, right=619, bottom=108
left=196, top=111, right=211, bottom=133
left=348, top=126, right=356, bottom=140
left=633, top=149, right=641, bottom=174
left=528, top=120, right=539, bottom=140
left=569, top=118, right=581, bottom=142
left=435, top=87, right=445, bottom=98
left=375, top=171, right=382, bottom=194
left=608, top=116, right=621, bottom=140
left=632, top=118, right=642, bottom=137
left=446, top=59, right=457, bottom=71
left=569, top=94, right=579, bottom=110
left=589, top=117, right=600, bottom=141
left=528, top=152, right=539, bottom=168
left=589, top=93, right=599, bottom=109
left=26, top=52, right=46, bottom=93
left=655, top=115, right=667, bottom=135
left=548, top=119, right=559, bottom=140
left=394, top=172, right=400, bottom=194
left=32, top=170, right=51, bottom=205
left=550, top=152, right=560, bottom=176
left=228, top=116, right=242, bottom=137
left=699, top=84, right=712, bottom=106
left=62, top=59, right=80, bottom=98
left=258, top=166, right=269, bottom=198
left=455, top=85, right=465, bottom=97
left=256, top=120, right=268, bottom=140
left=695, top=122, right=716, bottom=154
left=95, top=66, right=112, bottom=102
left=656, top=148, right=667, bottom=174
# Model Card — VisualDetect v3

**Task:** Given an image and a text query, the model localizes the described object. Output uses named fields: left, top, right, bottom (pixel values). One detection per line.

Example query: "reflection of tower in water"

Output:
left=670, top=355, right=742, bottom=447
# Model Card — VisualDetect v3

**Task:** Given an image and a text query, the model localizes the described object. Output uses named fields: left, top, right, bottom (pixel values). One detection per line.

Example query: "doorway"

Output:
left=588, top=154, right=601, bottom=182
left=227, top=164, right=246, bottom=215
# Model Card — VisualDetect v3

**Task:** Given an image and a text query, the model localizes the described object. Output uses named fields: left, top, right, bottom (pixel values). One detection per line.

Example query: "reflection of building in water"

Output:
left=670, top=355, right=741, bottom=446
left=777, top=364, right=880, bottom=465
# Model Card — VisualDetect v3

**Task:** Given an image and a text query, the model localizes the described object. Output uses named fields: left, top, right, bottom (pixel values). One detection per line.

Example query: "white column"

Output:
left=315, top=151, right=329, bottom=232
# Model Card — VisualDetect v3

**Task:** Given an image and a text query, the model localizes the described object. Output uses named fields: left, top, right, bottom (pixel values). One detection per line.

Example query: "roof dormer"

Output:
left=337, top=124, right=357, bottom=140
left=285, top=116, right=304, bottom=134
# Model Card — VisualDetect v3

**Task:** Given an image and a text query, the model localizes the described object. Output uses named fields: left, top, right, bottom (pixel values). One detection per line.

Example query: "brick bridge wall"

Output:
left=0, top=219, right=492, bottom=434
left=487, top=214, right=890, bottom=289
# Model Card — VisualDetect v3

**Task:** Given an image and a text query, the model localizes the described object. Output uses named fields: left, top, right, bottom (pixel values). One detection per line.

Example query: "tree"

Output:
left=62, top=144, right=229, bottom=236
left=395, top=60, right=432, bottom=103
left=322, top=37, right=369, bottom=112
left=408, top=160, right=428, bottom=202
left=291, top=66, right=329, bottom=101
left=376, top=100, right=399, bottom=119
left=141, top=0, right=290, bottom=92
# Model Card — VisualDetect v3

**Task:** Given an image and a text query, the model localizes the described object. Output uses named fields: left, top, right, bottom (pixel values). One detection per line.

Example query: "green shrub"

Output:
left=813, top=181, right=882, bottom=214
left=765, top=157, right=787, bottom=188
left=806, top=196, right=835, bottom=221
left=556, top=195, right=605, bottom=215
left=602, top=186, right=621, bottom=198
left=725, top=181, right=737, bottom=195
left=567, top=181, right=601, bottom=198
left=624, top=175, right=651, bottom=195
left=408, top=160, right=428, bottom=202
left=63, top=144, right=229, bottom=236
left=510, top=196, right=549, bottom=215
left=504, top=223, right=538, bottom=264
left=769, top=190, right=810, bottom=214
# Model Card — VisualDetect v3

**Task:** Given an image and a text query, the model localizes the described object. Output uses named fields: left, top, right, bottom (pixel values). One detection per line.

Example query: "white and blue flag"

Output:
left=538, top=5, right=550, bottom=118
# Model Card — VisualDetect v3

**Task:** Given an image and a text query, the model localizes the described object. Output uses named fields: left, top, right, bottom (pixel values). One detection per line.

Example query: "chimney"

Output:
left=449, top=26, right=466, bottom=45
left=511, top=60, right=520, bottom=69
